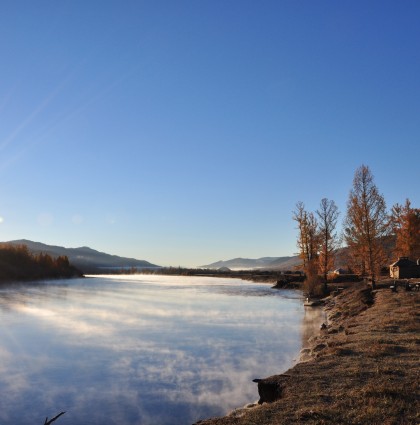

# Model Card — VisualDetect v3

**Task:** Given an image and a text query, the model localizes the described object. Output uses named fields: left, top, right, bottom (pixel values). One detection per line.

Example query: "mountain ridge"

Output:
left=201, top=255, right=302, bottom=270
left=2, top=240, right=160, bottom=273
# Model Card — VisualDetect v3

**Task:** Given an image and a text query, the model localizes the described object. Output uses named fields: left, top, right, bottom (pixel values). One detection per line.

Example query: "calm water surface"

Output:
left=0, top=275, right=323, bottom=425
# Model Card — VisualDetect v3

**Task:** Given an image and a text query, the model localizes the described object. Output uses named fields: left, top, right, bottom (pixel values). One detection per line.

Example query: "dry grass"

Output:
left=195, top=282, right=420, bottom=425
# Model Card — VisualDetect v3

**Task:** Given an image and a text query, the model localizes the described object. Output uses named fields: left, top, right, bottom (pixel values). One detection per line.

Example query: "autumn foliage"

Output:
left=391, top=199, right=420, bottom=260
left=294, top=164, right=418, bottom=290
left=343, top=165, right=389, bottom=286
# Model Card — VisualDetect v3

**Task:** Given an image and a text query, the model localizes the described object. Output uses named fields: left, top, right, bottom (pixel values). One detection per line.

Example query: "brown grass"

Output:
left=195, top=282, right=420, bottom=425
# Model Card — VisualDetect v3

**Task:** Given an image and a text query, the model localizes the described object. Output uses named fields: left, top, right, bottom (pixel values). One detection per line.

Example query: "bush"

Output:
left=303, top=260, right=324, bottom=297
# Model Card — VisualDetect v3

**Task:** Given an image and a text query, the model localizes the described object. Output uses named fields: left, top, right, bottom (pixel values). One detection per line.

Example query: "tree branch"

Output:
left=44, top=412, right=66, bottom=425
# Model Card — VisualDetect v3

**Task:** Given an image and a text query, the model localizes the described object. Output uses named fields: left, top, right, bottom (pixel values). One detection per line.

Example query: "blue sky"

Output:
left=0, top=1, right=419, bottom=267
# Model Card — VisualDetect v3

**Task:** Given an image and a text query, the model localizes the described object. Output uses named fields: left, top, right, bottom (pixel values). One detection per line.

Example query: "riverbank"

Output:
left=195, top=282, right=419, bottom=424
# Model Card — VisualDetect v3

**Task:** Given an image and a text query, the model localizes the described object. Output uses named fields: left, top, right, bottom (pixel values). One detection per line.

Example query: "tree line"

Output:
left=293, top=164, right=420, bottom=291
left=0, top=244, right=81, bottom=282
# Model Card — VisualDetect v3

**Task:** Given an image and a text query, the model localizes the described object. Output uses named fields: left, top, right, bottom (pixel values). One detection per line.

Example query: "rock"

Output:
left=253, top=375, right=291, bottom=404
left=312, top=343, right=327, bottom=353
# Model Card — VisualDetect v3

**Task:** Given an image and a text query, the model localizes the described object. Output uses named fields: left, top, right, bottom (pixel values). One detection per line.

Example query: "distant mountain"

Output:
left=201, top=236, right=398, bottom=272
left=201, top=256, right=302, bottom=270
left=265, top=256, right=303, bottom=270
left=3, top=240, right=160, bottom=273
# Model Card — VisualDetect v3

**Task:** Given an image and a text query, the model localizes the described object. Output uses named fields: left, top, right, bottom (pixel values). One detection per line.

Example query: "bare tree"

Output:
left=293, top=202, right=319, bottom=269
left=344, top=165, right=389, bottom=288
left=316, top=198, right=340, bottom=287
left=391, top=199, right=420, bottom=260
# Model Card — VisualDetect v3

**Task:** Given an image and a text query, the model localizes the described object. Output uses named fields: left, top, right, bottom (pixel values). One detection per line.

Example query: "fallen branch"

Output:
left=44, top=412, right=66, bottom=425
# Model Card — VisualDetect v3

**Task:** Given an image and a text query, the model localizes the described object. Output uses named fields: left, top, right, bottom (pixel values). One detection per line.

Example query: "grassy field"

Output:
left=195, top=281, right=419, bottom=425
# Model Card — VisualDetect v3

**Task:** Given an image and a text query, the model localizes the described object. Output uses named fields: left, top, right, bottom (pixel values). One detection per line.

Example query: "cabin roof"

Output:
left=390, top=257, right=417, bottom=267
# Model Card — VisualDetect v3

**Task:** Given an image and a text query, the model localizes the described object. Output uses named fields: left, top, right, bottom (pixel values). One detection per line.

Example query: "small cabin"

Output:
left=389, top=257, right=420, bottom=279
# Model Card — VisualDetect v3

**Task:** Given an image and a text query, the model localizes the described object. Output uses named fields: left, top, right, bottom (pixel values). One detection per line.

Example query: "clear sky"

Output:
left=0, top=1, right=419, bottom=267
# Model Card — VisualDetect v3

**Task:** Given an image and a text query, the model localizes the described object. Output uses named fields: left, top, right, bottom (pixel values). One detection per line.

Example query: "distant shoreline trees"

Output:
left=0, top=244, right=81, bottom=283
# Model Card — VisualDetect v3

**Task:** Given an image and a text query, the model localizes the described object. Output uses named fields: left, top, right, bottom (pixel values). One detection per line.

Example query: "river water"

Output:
left=0, top=275, right=323, bottom=425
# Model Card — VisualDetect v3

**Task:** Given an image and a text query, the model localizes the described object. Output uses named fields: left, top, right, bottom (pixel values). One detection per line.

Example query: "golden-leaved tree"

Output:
left=293, top=202, right=322, bottom=296
left=316, top=198, right=340, bottom=287
left=293, top=201, right=319, bottom=269
left=391, top=199, right=420, bottom=260
left=344, top=165, right=389, bottom=287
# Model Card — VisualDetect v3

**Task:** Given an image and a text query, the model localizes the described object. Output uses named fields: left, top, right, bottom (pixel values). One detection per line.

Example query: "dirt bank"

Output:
left=194, top=282, right=419, bottom=425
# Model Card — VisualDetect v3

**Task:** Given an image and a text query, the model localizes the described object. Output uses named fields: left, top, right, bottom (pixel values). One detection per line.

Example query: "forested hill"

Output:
left=0, top=244, right=81, bottom=282
left=3, top=240, right=160, bottom=273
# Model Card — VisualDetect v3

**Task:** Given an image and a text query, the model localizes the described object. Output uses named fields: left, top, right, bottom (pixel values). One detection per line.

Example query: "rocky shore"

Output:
left=194, top=282, right=419, bottom=424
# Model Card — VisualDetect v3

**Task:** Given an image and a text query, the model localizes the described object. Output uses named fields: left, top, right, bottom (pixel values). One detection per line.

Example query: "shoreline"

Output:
left=222, top=301, right=326, bottom=421
left=194, top=282, right=419, bottom=424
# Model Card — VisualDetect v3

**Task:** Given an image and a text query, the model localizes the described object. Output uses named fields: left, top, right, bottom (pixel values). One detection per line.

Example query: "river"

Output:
left=0, top=275, right=323, bottom=424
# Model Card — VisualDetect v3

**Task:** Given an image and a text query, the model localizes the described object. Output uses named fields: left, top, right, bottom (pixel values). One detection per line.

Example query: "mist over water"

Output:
left=0, top=275, right=323, bottom=425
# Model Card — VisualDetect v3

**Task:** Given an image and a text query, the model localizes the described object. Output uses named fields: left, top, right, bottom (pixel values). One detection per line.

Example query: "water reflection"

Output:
left=0, top=275, right=321, bottom=425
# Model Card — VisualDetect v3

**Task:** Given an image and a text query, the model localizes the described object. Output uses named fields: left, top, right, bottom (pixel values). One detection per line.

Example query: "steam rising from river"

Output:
left=0, top=275, right=324, bottom=425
